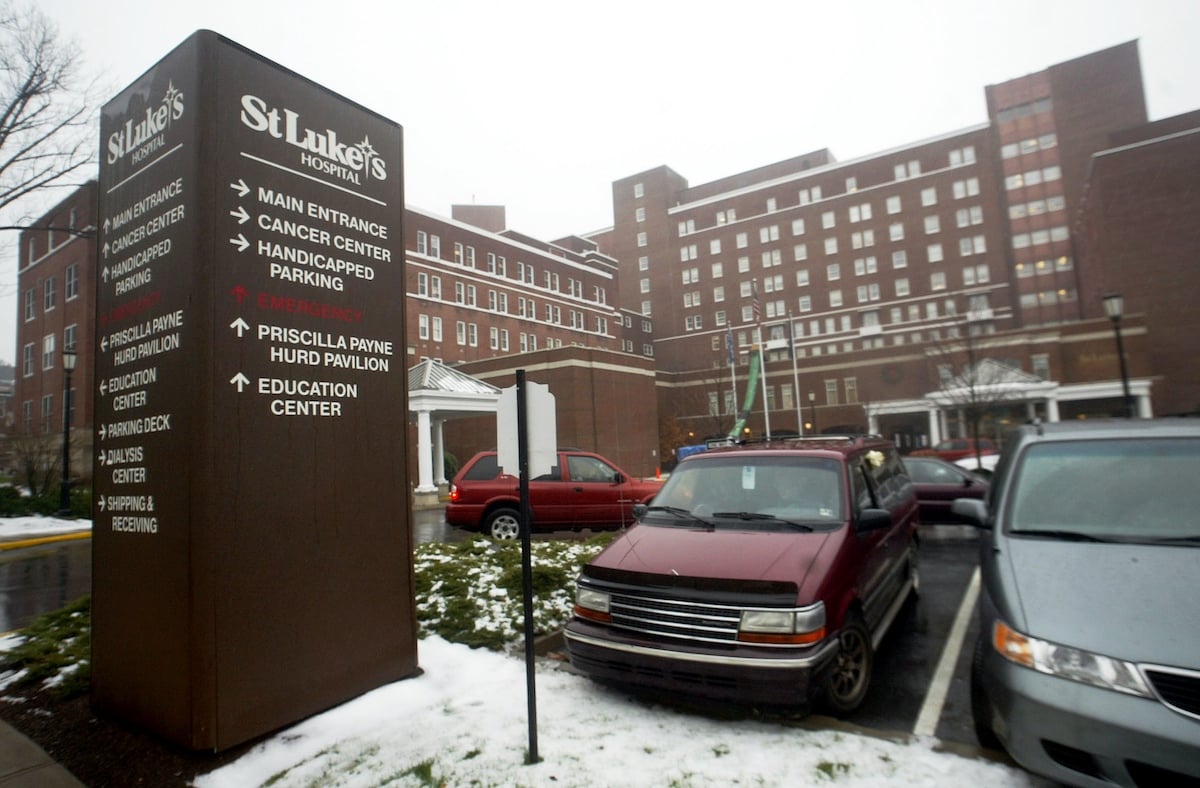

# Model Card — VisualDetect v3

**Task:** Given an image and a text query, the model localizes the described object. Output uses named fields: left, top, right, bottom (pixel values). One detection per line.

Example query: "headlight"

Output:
left=574, top=587, right=612, bottom=623
left=992, top=620, right=1151, bottom=697
left=738, top=603, right=825, bottom=645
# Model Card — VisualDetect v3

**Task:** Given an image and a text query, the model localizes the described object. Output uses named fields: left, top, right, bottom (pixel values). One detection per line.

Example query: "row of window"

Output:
left=24, top=208, right=81, bottom=265
left=710, top=294, right=998, bottom=356
left=23, top=264, right=81, bottom=321
left=1019, top=288, right=1078, bottom=308
left=707, top=376, right=859, bottom=417
left=415, top=314, right=652, bottom=358
left=696, top=288, right=994, bottom=335
left=1012, top=226, right=1070, bottom=249
left=1007, top=194, right=1065, bottom=219
left=1004, top=165, right=1062, bottom=191
left=416, top=272, right=608, bottom=331
left=414, top=231, right=606, bottom=304
left=1001, top=133, right=1057, bottom=159
left=21, top=325, right=77, bottom=377
left=1015, top=256, right=1073, bottom=277
left=660, top=161, right=982, bottom=242
left=995, top=97, right=1053, bottom=124
left=19, top=391, right=74, bottom=434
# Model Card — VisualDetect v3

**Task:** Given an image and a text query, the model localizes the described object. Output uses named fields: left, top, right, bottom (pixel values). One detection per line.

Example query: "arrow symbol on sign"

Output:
left=102, top=218, right=110, bottom=233
left=102, top=267, right=110, bottom=283
left=97, top=497, right=106, bottom=512
left=103, top=241, right=110, bottom=258
left=99, top=425, right=106, bottom=440
left=100, top=336, right=108, bottom=352
left=230, top=317, right=250, bottom=337
left=231, top=178, right=250, bottom=198
left=99, top=380, right=107, bottom=395
left=231, top=284, right=248, bottom=303
left=229, top=205, right=250, bottom=225
left=230, top=234, right=249, bottom=252
left=98, top=451, right=106, bottom=466
left=230, top=372, right=250, bottom=392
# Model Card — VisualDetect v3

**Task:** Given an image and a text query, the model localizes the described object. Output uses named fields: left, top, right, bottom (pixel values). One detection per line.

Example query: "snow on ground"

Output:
left=196, top=636, right=1042, bottom=788
left=0, top=516, right=91, bottom=542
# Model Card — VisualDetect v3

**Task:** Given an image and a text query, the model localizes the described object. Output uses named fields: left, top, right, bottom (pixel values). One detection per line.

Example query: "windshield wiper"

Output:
left=642, top=505, right=713, bottom=527
left=1012, top=529, right=1112, bottom=542
left=1141, top=535, right=1200, bottom=545
left=711, top=512, right=815, bottom=532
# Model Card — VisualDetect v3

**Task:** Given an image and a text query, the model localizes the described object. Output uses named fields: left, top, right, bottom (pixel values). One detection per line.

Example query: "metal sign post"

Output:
left=516, top=369, right=539, bottom=764
left=498, top=370, right=555, bottom=765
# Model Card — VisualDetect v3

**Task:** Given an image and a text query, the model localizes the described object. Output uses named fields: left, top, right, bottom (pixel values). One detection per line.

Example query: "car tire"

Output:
left=486, top=508, right=521, bottom=540
left=971, top=634, right=1003, bottom=752
left=821, top=617, right=873, bottom=715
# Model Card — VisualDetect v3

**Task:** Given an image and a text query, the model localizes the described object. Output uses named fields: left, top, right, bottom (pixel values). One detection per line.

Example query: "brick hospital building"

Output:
left=15, top=40, right=1200, bottom=489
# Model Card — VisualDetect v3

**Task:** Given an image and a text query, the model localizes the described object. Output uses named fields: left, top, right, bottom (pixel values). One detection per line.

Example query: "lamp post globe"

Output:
left=1102, top=293, right=1134, bottom=418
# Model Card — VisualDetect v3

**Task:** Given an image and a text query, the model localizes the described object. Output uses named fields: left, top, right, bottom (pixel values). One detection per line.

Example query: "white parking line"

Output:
left=913, top=566, right=981, bottom=738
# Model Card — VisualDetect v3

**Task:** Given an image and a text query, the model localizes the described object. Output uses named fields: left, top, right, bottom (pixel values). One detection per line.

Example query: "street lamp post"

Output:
left=808, top=391, right=818, bottom=436
left=59, top=349, right=77, bottom=515
left=1102, top=293, right=1134, bottom=418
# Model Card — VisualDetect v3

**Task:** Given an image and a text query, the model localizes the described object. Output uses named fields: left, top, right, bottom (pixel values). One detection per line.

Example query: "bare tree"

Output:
left=924, top=323, right=1038, bottom=467
left=0, top=2, right=97, bottom=232
left=10, top=428, right=59, bottom=496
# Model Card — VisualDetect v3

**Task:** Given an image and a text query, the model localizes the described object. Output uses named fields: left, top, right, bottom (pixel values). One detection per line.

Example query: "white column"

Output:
left=433, top=418, right=447, bottom=485
left=1045, top=396, right=1060, bottom=423
left=927, top=408, right=943, bottom=447
left=1025, top=401, right=1038, bottom=422
left=415, top=410, right=436, bottom=493
left=1135, top=390, right=1153, bottom=419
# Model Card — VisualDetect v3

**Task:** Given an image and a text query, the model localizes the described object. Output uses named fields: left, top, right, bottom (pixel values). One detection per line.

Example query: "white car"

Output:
left=954, top=453, right=999, bottom=479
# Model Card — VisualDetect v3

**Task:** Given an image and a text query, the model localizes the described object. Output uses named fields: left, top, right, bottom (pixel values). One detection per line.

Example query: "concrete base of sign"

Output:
left=413, top=489, right=442, bottom=509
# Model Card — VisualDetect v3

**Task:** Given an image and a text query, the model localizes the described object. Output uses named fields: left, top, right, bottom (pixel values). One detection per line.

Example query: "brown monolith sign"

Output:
left=92, top=30, right=417, bottom=751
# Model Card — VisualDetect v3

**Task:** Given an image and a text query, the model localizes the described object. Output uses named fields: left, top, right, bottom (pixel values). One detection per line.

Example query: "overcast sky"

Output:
left=3, top=0, right=1199, bottom=364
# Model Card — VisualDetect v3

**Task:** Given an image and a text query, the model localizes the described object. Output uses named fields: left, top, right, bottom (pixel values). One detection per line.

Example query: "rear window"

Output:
left=461, top=454, right=500, bottom=481
left=1007, top=437, right=1200, bottom=540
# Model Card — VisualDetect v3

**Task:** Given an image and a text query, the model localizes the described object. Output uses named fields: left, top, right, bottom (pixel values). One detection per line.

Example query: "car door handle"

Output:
left=573, top=486, right=584, bottom=492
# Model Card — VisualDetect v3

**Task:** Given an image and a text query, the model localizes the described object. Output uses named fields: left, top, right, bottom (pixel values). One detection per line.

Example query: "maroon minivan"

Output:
left=446, top=449, right=662, bottom=539
left=564, top=436, right=919, bottom=715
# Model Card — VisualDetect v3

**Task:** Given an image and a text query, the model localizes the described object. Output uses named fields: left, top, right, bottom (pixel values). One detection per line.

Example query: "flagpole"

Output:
left=789, top=312, right=803, bottom=436
left=726, top=326, right=738, bottom=432
left=753, top=279, right=771, bottom=439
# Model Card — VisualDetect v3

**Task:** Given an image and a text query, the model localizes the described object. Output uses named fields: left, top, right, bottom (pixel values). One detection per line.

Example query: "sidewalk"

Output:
left=0, top=521, right=90, bottom=786
left=0, top=720, right=84, bottom=786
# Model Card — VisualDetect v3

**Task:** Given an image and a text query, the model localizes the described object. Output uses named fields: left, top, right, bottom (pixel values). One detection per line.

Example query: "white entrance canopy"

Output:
left=408, top=358, right=500, bottom=497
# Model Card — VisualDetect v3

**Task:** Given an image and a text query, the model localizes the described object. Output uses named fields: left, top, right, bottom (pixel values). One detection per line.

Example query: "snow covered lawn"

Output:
left=196, top=636, right=1043, bottom=787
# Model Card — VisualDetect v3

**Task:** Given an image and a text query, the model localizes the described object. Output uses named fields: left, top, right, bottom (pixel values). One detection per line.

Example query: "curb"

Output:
left=0, top=532, right=92, bottom=552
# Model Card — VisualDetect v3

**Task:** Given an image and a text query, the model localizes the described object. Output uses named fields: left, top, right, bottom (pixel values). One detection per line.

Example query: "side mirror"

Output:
left=633, top=503, right=648, bottom=519
left=856, top=507, right=893, bottom=533
left=952, top=498, right=990, bottom=529
left=612, top=472, right=625, bottom=484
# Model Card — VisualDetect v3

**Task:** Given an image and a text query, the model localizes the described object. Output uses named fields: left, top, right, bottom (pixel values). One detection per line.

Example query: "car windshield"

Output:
left=1007, top=437, right=1200, bottom=542
left=647, top=455, right=844, bottom=529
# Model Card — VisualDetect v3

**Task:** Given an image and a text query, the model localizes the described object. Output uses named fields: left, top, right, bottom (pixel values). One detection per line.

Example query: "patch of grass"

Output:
left=400, top=757, right=440, bottom=786
left=412, top=533, right=616, bottom=650
left=816, top=760, right=852, bottom=780
left=0, top=595, right=90, bottom=699
left=0, top=530, right=619, bottom=707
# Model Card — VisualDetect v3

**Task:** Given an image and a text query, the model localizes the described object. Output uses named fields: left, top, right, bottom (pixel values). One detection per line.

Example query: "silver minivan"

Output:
left=953, top=419, right=1200, bottom=787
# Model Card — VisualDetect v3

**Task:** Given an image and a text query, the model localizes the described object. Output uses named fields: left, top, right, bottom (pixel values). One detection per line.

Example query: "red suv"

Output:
left=910, top=437, right=996, bottom=462
left=446, top=449, right=662, bottom=539
left=565, top=436, right=919, bottom=715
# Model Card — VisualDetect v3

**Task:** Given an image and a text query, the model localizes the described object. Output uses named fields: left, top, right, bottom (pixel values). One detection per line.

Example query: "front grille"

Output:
left=579, top=577, right=805, bottom=647
left=1145, top=666, right=1200, bottom=719
left=607, top=590, right=744, bottom=644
